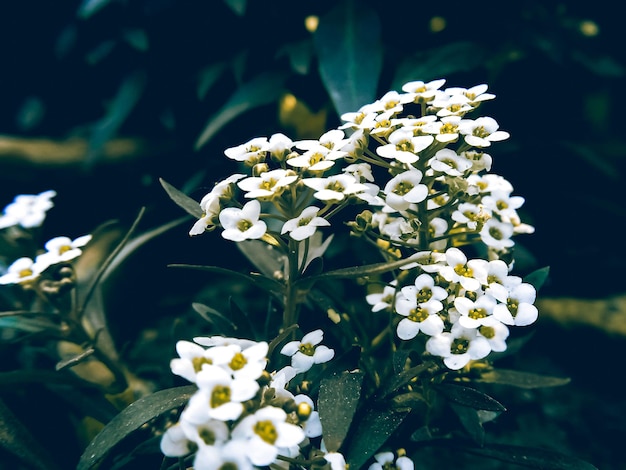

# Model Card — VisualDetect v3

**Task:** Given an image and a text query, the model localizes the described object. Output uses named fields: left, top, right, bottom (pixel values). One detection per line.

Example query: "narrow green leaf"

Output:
left=476, top=369, right=571, bottom=389
left=267, top=324, right=299, bottom=357
left=168, top=264, right=284, bottom=294
left=191, top=302, right=237, bottom=332
left=379, top=361, right=437, bottom=399
left=197, top=62, right=227, bottom=100
left=295, top=252, right=425, bottom=285
left=345, top=407, right=409, bottom=470
left=195, top=71, right=289, bottom=150
left=524, top=266, right=550, bottom=291
left=457, top=442, right=599, bottom=470
left=313, top=0, right=382, bottom=117
left=159, top=178, right=203, bottom=218
left=318, top=370, right=364, bottom=452
left=434, top=383, right=506, bottom=412
left=77, top=385, right=197, bottom=470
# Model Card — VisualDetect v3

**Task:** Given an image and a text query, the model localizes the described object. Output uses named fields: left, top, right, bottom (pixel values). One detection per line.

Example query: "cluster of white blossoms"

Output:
left=0, top=190, right=92, bottom=286
left=188, top=78, right=536, bottom=370
left=161, top=331, right=339, bottom=470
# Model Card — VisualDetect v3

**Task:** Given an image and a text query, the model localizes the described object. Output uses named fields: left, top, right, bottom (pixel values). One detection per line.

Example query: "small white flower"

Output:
left=402, top=78, right=446, bottom=103
left=438, top=247, right=489, bottom=292
left=325, top=451, right=348, bottom=470
left=281, top=206, right=330, bottom=241
left=369, top=452, right=414, bottom=470
left=451, top=202, right=491, bottom=230
left=446, top=83, right=495, bottom=105
left=231, top=406, right=305, bottom=466
left=294, top=394, right=322, bottom=438
left=454, top=293, right=498, bottom=329
left=280, top=329, right=334, bottom=373
left=0, top=190, right=56, bottom=229
left=423, top=115, right=463, bottom=143
left=210, top=341, right=269, bottom=381
left=459, top=116, right=510, bottom=148
left=302, top=174, right=367, bottom=202
left=366, top=281, right=397, bottom=312
left=224, top=137, right=269, bottom=163
left=369, top=90, right=414, bottom=114
left=36, top=234, right=92, bottom=267
left=492, top=283, right=538, bottom=326
left=383, top=169, right=428, bottom=211
left=160, top=423, right=191, bottom=457
left=395, top=299, right=445, bottom=340
left=219, top=200, right=267, bottom=242
left=0, top=256, right=48, bottom=285
left=428, top=148, right=473, bottom=176
left=193, top=336, right=258, bottom=349
left=480, top=218, right=515, bottom=250
left=376, top=128, right=434, bottom=164
left=170, top=340, right=215, bottom=383
left=182, top=365, right=259, bottom=423
left=426, top=323, right=491, bottom=370
left=194, top=439, right=253, bottom=470
left=431, top=94, right=473, bottom=117
left=476, top=316, right=509, bottom=353
left=238, top=169, right=298, bottom=199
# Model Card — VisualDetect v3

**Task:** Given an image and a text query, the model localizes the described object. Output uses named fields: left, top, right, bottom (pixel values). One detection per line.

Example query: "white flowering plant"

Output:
left=0, top=79, right=593, bottom=470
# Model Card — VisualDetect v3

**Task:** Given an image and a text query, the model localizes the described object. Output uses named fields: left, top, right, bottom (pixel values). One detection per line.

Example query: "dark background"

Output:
left=1, top=1, right=625, bottom=469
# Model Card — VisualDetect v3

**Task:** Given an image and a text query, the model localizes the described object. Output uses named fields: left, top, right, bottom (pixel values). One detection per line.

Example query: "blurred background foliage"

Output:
left=1, top=0, right=625, bottom=468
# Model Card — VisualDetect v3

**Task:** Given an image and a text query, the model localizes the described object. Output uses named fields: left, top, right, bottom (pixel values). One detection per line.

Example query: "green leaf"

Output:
left=456, top=442, right=599, bottom=470
left=318, top=370, right=364, bottom=452
left=391, top=41, right=487, bottom=91
left=55, top=347, right=95, bottom=371
left=267, top=324, right=300, bottom=357
left=159, top=178, right=203, bottom=218
left=191, top=302, right=238, bottom=333
left=168, top=264, right=285, bottom=295
left=195, top=71, right=289, bottom=150
left=313, top=0, right=382, bottom=117
left=295, top=253, right=425, bottom=286
left=276, top=40, right=314, bottom=75
left=449, top=403, right=485, bottom=446
left=223, top=0, right=246, bottom=16
left=434, top=383, right=506, bottom=412
left=345, top=407, right=409, bottom=470
left=379, top=361, right=437, bottom=399
left=77, top=385, right=197, bottom=470
left=476, top=369, right=571, bottom=389
left=524, top=266, right=550, bottom=291
left=197, top=62, right=227, bottom=100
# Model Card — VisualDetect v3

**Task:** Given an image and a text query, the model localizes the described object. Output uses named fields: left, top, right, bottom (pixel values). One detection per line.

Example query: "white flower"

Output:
left=459, top=116, right=510, bottom=147
left=294, top=394, right=322, bottom=438
left=193, top=336, right=258, bottom=349
left=492, top=283, right=538, bottom=326
left=160, top=423, right=191, bottom=457
left=423, top=115, right=462, bottom=143
left=343, top=162, right=374, bottom=182
left=451, top=202, right=491, bottom=230
left=296, top=129, right=348, bottom=152
left=0, top=190, right=56, bottom=229
left=210, top=341, right=269, bottom=381
left=480, top=218, right=515, bottom=250
left=446, top=83, right=495, bottom=105
left=454, top=293, right=498, bottom=329
left=402, top=78, right=446, bottom=103
left=231, top=406, right=305, bottom=467
left=36, top=234, right=92, bottom=267
left=426, top=323, right=491, bottom=370
left=431, top=94, right=473, bottom=117
left=182, top=365, right=259, bottom=423
left=366, top=281, right=397, bottom=312
left=287, top=145, right=344, bottom=172
left=438, top=247, right=488, bottom=292
left=376, top=128, right=433, bottom=164
left=302, top=174, right=367, bottom=202
left=481, top=190, right=525, bottom=218
left=325, top=451, right=348, bottom=470
left=383, top=169, right=428, bottom=211
left=238, top=169, right=298, bottom=199
left=0, top=256, right=48, bottom=285
left=190, top=174, right=246, bottom=236
left=224, top=137, right=269, bottom=163
left=170, top=340, right=216, bottom=383
left=281, top=206, right=330, bottom=241
left=428, top=148, right=473, bottom=176
left=369, top=90, right=414, bottom=114
left=219, top=200, right=267, bottom=242
left=280, top=329, right=334, bottom=373
left=194, top=439, right=253, bottom=470
left=267, top=133, right=294, bottom=160
left=369, top=452, right=414, bottom=470
left=395, top=299, right=445, bottom=340
left=477, top=316, right=509, bottom=353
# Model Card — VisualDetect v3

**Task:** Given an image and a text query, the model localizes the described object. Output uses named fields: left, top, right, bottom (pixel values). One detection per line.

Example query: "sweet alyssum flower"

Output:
left=281, top=206, right=330, bottom=241
left=0, top=190, right=56, bottom=230
left=36, top=234, right=92, bottom=268
left=0, top=256, right=49, bottom=285
left=280, top=329, right=335, bottom=373
left=426, top=322, right=491, bottom=370
left=368, top=451, right=414, bottom=470
left=219, top=200, right=267, bottom=242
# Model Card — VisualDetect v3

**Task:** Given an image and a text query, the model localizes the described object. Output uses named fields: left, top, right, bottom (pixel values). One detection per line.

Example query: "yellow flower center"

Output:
left=210, top=385, right=231, bottom=408
left=199, top=427, right=216, bottom=445
left=58, top=245, right=72, bottom=255
left=451, top=338, right=469, bottom=355
left=237, top=219, right=253, bottom=232
left=454, top=264, right=473, bottom=278
left=468, top=308, right=488, bottom=320
left=440, top=123, right=458, bottom=134
left=393, top=181, right=414, bottom=196
left=229, top=352, right=247, bottom=371
left=507, top=298, right=519, bottom=317
left=254, top=420, right=278, bottom=445
left=192, top=356, right=213, bottom=373
left=408, top=307, right=429, bottom=323
left=416, top=287, right=432, bottom=303
left=299, top=343, right=316, bottom=356
left=479, top=326, right=496, bottom=339
left=18, top=268, right=33, bottom=278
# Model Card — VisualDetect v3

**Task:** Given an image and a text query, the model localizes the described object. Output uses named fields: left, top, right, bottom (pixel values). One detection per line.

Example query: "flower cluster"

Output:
left=187, top=78, right=537, bottom=370
left=161, top=331, right=337, bottom=470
